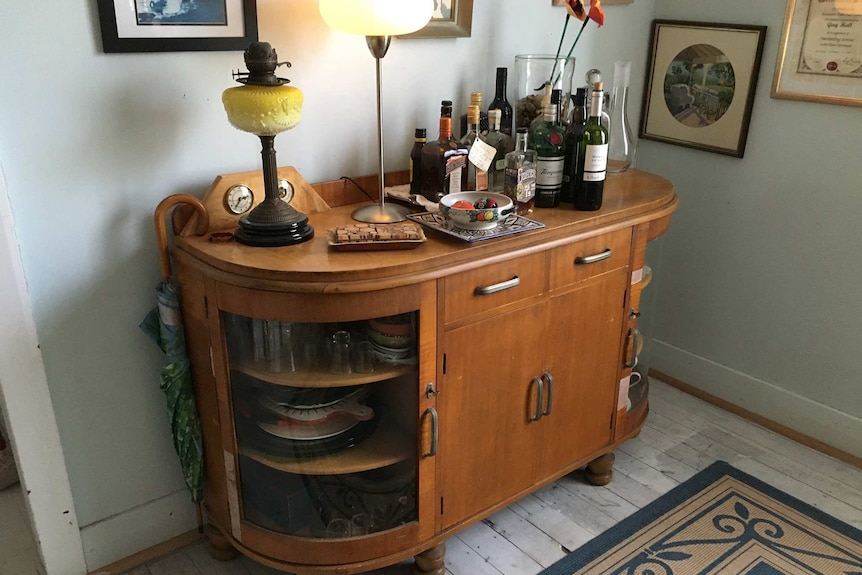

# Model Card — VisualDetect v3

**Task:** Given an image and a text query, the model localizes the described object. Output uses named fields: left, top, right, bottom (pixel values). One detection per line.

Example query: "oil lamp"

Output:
left=222, top=42, right=314, bottom=246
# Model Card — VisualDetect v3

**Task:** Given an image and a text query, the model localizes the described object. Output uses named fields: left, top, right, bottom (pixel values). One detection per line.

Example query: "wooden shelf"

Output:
left=234, top=362, right=415, bottom=389
left=240, top=418, right=413, bottom=476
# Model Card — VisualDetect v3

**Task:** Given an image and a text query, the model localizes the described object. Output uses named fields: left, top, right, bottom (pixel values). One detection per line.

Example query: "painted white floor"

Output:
left=4, top=377, right=861, bottom=575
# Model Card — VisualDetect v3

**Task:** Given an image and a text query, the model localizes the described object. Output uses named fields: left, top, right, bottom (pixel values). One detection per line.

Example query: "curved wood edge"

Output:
left=154, top=194, right=209, bottom=283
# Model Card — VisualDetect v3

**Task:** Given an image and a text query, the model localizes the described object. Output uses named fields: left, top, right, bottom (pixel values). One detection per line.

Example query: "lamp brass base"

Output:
left=351, top=202, right=410, bottom=224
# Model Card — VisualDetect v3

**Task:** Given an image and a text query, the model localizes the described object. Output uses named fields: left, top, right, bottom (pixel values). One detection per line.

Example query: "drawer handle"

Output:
left=475, top=275, right=521, bottom=296
left=624, top=328, right=640, bottom=369
left=423, top=407, right=438, bottom=457
left=529, top=377, right=544, bottom=422
left=575, top=249, right=612, bottom=265
left=541, top=372, right=554, bottom=416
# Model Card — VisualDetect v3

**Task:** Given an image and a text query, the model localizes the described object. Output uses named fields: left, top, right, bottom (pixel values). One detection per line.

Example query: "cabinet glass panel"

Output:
left=223, top=312, right=419, bottom=539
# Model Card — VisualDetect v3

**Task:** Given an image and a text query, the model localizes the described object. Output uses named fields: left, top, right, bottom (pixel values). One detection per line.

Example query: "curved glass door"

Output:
left=223, top=312, right=419, bottom=538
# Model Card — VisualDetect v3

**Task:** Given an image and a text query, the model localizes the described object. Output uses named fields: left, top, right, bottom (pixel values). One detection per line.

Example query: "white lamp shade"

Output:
left=319, top=0, right=433, bottom=36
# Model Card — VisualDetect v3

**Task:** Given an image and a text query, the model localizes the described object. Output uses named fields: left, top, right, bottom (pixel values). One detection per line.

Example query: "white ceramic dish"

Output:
left=439, top=192, right=515, bottom=231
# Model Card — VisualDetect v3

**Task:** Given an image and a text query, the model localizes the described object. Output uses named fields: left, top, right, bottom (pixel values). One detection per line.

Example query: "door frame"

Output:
left=0, top=164, right=87, bottom=574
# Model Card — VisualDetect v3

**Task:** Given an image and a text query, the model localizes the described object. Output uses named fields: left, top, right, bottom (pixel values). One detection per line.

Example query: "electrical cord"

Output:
left=340, top=176, right=374, bottom=201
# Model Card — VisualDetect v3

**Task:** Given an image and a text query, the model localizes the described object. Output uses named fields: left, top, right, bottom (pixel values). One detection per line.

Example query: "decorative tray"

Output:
left=326, top=223, right=426, bottom=251
left=407, top=212, right=545, bottom=242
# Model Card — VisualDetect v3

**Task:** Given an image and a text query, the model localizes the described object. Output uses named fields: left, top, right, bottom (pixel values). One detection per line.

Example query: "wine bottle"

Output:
left=459, top=105, right=485, bottom=191
left=574, top=82, right=609, bottom=211
left=529, top=103, right=566, bottom=208
left=504, top=127, right=536, bottom=214
left=409, top=128, right=426, bottom=196
left=561, top=87, right=587, bottom=203
left=420, top=101, right=467, bottom=202
left=485, top=109, right=514, bottom=193
left=489, top=67, right=513, bottom=136
left=459, top=92, right=488, bottom=138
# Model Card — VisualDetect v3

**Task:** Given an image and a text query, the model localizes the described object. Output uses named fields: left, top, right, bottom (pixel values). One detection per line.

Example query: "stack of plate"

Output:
left=239, top=385, right=377, bottom=459
left=366, top=316, right=415, bottom=363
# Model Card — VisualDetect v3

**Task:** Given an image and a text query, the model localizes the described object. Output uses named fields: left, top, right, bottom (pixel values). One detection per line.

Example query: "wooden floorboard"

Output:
left=4, top=376, right=861, bottom=575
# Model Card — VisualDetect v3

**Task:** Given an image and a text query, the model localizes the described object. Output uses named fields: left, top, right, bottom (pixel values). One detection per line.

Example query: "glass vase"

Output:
left=607, top=60, right=637, bottom=174
left=514, top=54, right=575, bottom=131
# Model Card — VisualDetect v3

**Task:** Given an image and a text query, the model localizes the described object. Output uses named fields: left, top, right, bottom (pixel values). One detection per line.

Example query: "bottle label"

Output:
left=468, top=138, right=497, bottom=173
left=536, top=157, right=565, bottom=187
left=505, top=166, right=536, bottom=202
left=584, top=144, right=608, bottom=172
left=495, top=158, right=508, bottom=171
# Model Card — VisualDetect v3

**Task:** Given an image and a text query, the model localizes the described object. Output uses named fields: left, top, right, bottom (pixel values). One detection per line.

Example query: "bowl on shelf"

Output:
left=367, top=327, right=413, bottom=349
left=439, top=192, right=515, bottom=231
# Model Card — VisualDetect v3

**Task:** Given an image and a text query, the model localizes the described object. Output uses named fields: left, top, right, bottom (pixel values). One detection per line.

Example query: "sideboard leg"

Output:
left=414, top=543, right=446, bottom=575
left=585, top=452, right=615, bottom=486
left=205, top=523, right=240, bottom=561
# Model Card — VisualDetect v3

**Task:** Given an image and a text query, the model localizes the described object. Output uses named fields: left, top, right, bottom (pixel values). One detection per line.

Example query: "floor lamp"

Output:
left=319, top=0, right=433, bottom=223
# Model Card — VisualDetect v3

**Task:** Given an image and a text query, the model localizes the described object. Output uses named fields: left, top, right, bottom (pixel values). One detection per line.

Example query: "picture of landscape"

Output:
left=663, top=43, right=736, bottom=127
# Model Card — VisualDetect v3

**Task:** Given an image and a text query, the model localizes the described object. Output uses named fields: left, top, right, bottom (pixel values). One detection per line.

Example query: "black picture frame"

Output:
left=640, top=20, right=767, bottom=158
left=97, top=0, right=258, bottom=53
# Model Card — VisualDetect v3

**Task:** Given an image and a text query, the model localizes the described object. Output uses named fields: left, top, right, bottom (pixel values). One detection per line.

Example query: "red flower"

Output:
left=565, top=0, right=587, bottom=22
left=588, top=0, right=605, bottom=26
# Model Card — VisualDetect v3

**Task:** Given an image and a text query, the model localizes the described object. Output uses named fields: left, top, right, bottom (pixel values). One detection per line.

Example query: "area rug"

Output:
left=541, top=461, right=862, bottom=575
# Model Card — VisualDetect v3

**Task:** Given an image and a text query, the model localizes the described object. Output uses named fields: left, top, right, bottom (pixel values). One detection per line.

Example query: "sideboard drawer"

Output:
left=444, top=253, right=546, bottom=326
left=550, top=228, right=632, bottom=290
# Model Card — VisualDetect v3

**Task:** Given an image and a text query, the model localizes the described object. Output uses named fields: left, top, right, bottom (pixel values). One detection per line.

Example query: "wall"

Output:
left=640, top=0, right=862, bottom=457
left=0, top=0, right=657, bottom=569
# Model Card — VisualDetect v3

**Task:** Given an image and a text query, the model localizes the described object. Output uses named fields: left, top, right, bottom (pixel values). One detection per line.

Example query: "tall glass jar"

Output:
left=514, top=55, right=575, bottom=132
left=607, top=60, right=637, bottom=174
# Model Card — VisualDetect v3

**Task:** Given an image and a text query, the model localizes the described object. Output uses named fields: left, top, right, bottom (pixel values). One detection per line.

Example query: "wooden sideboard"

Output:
left=166, top=167, right=677, bottom=574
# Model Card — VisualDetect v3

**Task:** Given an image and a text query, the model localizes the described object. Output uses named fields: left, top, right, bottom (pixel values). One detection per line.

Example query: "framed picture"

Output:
left=640, top=20, right=767, bottom=158
left=96, top=0, right=258, bottom=53
left=400, top=0, right=473, bottom=39
left=772, top=0, right=862, bottom=107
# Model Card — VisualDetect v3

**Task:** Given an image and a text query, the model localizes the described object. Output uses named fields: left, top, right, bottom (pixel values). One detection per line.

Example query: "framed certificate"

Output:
left=772, top=0, right=862, bottom=107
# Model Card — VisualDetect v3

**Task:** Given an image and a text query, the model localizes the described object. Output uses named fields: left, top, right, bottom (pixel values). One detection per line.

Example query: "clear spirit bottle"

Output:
left=504, top=127, right=536, bottom=214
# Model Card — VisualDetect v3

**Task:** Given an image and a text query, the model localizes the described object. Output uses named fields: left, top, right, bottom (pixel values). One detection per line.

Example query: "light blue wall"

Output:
left=0, top=0, right=657, bottom=568
left=641, top=0, right=862, bottom=457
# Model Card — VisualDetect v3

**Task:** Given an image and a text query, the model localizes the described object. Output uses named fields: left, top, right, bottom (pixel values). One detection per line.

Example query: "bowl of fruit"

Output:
left=439, top=192, right=515, bottom=231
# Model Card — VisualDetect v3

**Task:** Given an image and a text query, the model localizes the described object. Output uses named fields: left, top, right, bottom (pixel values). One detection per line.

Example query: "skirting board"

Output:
left=650, top=340, right=862, bottom=464
left=80, top=488, right=198, bottom=571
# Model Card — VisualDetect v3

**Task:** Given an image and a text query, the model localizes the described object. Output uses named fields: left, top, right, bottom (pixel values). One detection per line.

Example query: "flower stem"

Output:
left=547, top=14, right=571, bottom=88
left=552, top=17, right=590, bottom=87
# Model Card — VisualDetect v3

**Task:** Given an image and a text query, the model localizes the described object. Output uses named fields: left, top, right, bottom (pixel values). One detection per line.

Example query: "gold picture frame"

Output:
left=640, top=20, right=767, bottom=158
left=772, top=0, right=862, bottom=108
left=400, top=0, right=473, bottom=39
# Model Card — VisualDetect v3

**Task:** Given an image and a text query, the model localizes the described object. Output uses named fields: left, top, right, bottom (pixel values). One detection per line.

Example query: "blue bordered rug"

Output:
left=540, top=461, right=862, bottom=575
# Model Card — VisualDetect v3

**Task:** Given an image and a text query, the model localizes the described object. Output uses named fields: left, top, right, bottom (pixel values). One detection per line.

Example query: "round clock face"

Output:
left=225, top=185, right=253, bottom=215
left=278, top=179, right=294, bottom=204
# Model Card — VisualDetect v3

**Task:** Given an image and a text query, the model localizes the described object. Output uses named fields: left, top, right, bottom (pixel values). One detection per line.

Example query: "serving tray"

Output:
left=407, top=212, right=545, bottom=242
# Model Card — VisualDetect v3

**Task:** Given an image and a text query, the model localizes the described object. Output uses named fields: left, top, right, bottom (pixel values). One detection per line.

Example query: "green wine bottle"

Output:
left=574, top=82, right=609, bottom=211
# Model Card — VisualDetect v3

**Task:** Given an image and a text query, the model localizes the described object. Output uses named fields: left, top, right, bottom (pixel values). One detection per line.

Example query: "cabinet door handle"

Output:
left=423, top=408, right=438, bottom=457
left=474, top=275, right=520, bottom=296
left=624, top=328, right=640, bottom=368
left=529, top=377, right=544, bottom=422
left=575, top=249, right=612, bottom=265
left=541, top=372, right=554, bottom=416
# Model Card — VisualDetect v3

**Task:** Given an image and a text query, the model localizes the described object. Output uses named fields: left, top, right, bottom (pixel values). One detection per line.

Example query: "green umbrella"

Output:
left=142, top=194, right=210, bottom=505
left=140, top=281, right=203, bottom=504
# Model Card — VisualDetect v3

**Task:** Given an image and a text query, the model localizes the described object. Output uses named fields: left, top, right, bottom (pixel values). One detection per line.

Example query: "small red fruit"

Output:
left=452, top=200, right=474, bottom=209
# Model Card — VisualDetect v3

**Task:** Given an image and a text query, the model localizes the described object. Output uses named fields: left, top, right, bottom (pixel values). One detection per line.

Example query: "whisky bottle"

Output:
left=574, top=82, right=609, bottom=211
left=420, top=102, right=467, bottom=202
left=530, top=103, right=566, bottom=208
left=561, top=87, right=587, bottom=203
left=459, top=92, right=488, bottom=137
left=504, top=127, right=536, bottom=214
left=489, top=67, right=513, bottom=136
left=409, top=128, right=426, bottom=196
left=485, top=109, right=514, bottom=193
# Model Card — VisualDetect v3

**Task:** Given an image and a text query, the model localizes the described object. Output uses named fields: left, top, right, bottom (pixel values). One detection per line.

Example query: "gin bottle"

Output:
left=485, top=109, right=514, bottom=193
left=529, top=103, right=566, bottom=208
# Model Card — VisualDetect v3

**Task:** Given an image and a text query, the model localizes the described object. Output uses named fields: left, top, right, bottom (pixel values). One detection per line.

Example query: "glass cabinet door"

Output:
left=223, top=312, right=419, bottom=539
